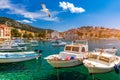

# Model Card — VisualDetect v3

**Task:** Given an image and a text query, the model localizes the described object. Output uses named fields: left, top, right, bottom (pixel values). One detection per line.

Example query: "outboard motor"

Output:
left=38, top=50, right=42, bottom=53
left=114, top=64, right=119, bottom=74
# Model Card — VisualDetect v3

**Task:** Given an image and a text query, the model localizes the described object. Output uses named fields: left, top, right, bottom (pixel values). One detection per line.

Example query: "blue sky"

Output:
left=0, top=0, right=120, bottom=32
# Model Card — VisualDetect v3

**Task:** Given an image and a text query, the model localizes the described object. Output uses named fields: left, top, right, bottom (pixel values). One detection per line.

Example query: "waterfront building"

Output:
left=0, top=24, right=11, bottom=40
left=64, top=32, right=78, bottom=40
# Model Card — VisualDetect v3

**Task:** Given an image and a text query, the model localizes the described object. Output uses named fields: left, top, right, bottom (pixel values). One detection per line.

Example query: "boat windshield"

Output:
left=99, top=56, right=110, bottom=63
left=89, top=54, right=98, bottom=59
left=65, top=46, right=72, bottom=51
left=72, top=47, right=79, bottom=52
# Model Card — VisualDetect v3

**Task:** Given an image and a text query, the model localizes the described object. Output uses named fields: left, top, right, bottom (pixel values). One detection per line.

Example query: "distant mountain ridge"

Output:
left=0, top=16, right=53, bottom=33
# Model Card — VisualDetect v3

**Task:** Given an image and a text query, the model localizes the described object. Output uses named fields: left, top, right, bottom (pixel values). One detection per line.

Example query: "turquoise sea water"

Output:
left=0, top=40, right=120, bottom=80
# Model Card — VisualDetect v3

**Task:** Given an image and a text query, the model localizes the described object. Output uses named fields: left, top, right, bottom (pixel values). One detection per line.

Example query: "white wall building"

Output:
left=65, top=32, right=78, bottom=40
left=51, top=31, right=59, bottom=39
left=0, top=24, right=11, bottom=40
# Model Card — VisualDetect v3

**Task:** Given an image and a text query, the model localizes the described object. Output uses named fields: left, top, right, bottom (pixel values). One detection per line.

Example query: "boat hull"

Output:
left=47, top=59, right=82, bottom=68
left=83, top=60, right=119, bottom=74
left=0, top=56, right=39, bottom=63
left=0, top=52, right=41, bottom=63
left=84, top=65, right=113, bottom=74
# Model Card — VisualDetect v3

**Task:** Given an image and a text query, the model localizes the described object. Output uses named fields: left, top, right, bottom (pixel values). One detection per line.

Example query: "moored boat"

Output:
left=30, top=39, right=39, bottom=46
left=0, top=43, right=23, bottom=52
left=45, top=40, right=88, bottom=68
left=51, top=40, right=66, bottom=46
left=95, top=47, right=117, bottom=55
left=0, top=51, right=41, bottom=63
left=83, top=52, right=120, bottom=74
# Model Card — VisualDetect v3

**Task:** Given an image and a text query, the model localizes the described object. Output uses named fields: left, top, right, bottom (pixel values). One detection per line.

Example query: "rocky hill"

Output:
left=0, top=16, right=53, bottom=33
left=61, top=26, right=120, bottom=40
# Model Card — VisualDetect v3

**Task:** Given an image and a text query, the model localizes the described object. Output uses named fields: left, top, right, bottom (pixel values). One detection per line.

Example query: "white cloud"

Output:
left=18, top=19, right=33, bottom=23
left=59, top=2, right=85, bottom=13
left=0, top=0, right=12, bottom=9
left=0, top=0, right=59, bottom=21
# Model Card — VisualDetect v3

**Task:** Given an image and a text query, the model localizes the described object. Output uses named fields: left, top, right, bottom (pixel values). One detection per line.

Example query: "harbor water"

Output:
left=0, top=40, right=120, bottom=80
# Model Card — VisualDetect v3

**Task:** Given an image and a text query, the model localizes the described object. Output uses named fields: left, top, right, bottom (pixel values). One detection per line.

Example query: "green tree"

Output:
left=38, top=33, right=45, bottom=38
left=11, top=28, right=21, bottom=37
left=34, top=33, right=39, bottom=38
left=28, top=33, right=33, bottom=38
left=22, top=32, right=28, bottom=38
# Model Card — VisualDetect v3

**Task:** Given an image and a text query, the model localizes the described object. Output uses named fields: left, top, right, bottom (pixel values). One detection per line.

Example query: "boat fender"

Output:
left=114, top=64, right=119, bottom=74
left=65, top=56, right=70, bottom=60
left=5, top=54, right=8, bottom=58
left=70, top=56, right=75, bottom=60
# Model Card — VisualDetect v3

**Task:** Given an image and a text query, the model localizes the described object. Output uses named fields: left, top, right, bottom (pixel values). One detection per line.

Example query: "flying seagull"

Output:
left=40, top=4, right=51, bottom=17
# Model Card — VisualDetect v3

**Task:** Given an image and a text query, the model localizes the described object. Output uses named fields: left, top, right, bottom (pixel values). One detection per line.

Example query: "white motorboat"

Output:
left=0, top=51, right=41, bottom=63
left=52, top=42, right=66, bottom=46
left=0, top=40, right=18, bottom=47
left=95, top=47, right=117, bottom=55
left=52, top=40, right=66, bottom=46
left=45, top=40, right=88, bottom=68
left=11, top=39, right=30, bottom=47
left=0, top=39, right=29, bottom=50
left=0, top=43, right=23, bottom=52
left=0, top=47, right=22, bottom=52
left=83, top=52, right=120, bottom=74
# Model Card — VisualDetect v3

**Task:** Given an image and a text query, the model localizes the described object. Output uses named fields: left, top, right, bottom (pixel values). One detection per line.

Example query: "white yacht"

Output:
left=52, top=40, right=67, bottom=46
left=83, top=52, right=120, bottom=74
left=44, top=40, right=88, bottom=68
